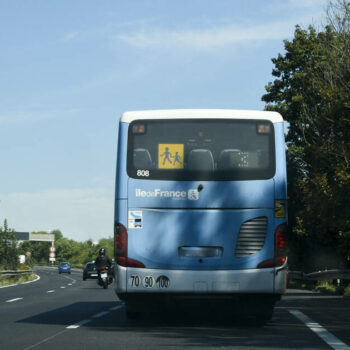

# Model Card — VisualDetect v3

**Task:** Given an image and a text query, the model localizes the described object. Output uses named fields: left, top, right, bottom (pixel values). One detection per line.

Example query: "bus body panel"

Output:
left=126, top=208, right=274, bottom=270
left=273, top=122, right=287, bottom=200
left=115, top=122, right=129, bottom=200
left=116, top=265, right=285, bottom=294
left=127, top=179, right=275, bottom=209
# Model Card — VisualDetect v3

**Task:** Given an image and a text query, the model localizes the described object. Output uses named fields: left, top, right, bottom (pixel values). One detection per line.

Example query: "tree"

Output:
left=97, top=237, right=114, bottom=259
left=262, top=0, right=350, bottom=270
left=52, top=229, right=63, bottom=241
left=16, top=228, right=112, bottom=266
left=0, top=219, right=19, bottom=270
left=18, top=231, right=53, bottom=264
left=18, top=240, right=51, bottom=264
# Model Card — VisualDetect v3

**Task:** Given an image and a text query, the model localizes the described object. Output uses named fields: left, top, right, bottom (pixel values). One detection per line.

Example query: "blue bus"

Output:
left=114, top=109, right=287, bottom=321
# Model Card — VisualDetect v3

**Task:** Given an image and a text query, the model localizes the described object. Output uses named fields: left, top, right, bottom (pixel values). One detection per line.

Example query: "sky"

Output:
left=0, top=0, right=329, bottom=242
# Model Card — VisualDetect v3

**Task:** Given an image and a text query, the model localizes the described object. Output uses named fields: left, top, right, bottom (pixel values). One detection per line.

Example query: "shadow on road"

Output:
left=16, top=301, right=119, bottom=325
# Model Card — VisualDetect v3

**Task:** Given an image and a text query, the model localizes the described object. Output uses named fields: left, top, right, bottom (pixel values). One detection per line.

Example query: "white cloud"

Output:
left=61, top=31, right=82, bottom=42
left=115, top=14, right=321, bottom=52
left=60, top=3, right=327, bottom=53
left=115, top=22, right=288, bottom=51
left=0, top=188, right=114, bottom=242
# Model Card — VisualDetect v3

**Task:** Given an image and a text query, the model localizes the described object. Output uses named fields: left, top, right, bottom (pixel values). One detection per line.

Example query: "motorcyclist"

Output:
left=94, top=248, right=112, bottom=284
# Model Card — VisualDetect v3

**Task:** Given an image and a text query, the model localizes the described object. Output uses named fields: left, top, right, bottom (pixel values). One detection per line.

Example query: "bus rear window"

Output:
left=127, top=119, right=275, bottom=181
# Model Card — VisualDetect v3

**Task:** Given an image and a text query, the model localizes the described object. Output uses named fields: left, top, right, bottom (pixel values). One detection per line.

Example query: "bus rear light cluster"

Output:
left=114, top=222, right=145, bottom=268
left=115, top=222, right=127, bottom=257
left=257, top=223, right=287, bottom=269
left=116, top=256, right=145, bottom=268
left=274, top=223, right=287, bottom=266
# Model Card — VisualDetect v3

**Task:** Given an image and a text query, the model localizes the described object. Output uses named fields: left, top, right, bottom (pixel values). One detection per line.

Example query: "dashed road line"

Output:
left=67, top=319, right=91, bottom=329
left=109, top=305, right=124, bottom=311
left=46, top=290, right=55, bottom=293
left=60, top=286, right=66, bottom=289
left=6, top=297, right=23, bottom=303
left=23, top=330, right=69, bottom=350
left=289, top=309, right=350, bottom=350
left=22, top=304, right=124, bottom=349
left=60, top=274, right=76, bottom=283
left=68, top=304, right=124, bottom=329
left=92, top=311, right=110, bottom=318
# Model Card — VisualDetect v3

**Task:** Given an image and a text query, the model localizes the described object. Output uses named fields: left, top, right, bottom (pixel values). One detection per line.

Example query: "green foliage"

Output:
left=18, top=264, right=31, bottom=270
left=17, top=228, right=112, bottom=267
left=263, top=0, right=350, bottom=271
left=344, top=285, right=350, bottom=297
left=17, top=228, right=114, bottom=266
left=52, top=229, right=63, bottom=241
left=0, top=220, right=111, bottom=269
left=314, top=282, right=337, bottom=295
left=97, top=237, right=114, bottom=259
left=18, top=238, right=51, bottom=264
left=0, top=219, right=19, bottom=270
left=55, top=237, right=98, bottom=265
left=287, top=278, right=314, bottom=290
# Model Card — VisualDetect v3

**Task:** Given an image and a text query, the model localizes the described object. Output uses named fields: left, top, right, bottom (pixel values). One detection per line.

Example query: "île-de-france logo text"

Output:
left=135, top=188, right=199, bottom=201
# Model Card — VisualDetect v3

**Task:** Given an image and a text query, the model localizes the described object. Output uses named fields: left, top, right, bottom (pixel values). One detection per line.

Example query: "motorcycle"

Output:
left=97, top=266, right=113, bottom=289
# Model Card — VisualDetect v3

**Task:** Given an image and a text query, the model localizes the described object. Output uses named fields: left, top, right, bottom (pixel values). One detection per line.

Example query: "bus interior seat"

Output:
left=218, top=149, right=241, bottom=169
left=187, top=149, right=215, bottom=171
left=133, top=148, right=152, bottom=169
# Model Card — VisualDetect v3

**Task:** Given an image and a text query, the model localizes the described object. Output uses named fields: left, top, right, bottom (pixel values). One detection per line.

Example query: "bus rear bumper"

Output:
left=115, top=265, right=286, bottom=296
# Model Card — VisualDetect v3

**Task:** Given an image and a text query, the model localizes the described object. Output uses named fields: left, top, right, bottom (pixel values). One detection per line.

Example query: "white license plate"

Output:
left=101, top=272, right=107, bottom=278
left=91, top=273, right=98, bottom=276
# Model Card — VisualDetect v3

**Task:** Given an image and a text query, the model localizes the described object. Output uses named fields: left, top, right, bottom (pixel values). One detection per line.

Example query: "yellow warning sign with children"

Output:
left=158, top=144, right=184, bottom=169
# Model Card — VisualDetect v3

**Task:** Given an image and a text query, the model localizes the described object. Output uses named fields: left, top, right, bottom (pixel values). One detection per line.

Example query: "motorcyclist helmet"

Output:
left=99, top=248, right=106, bottom=256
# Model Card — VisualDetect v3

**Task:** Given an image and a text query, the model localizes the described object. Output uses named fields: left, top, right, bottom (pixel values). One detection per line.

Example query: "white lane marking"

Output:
left=6, top=297, right=23, bottom=303
left=66, top=319, right=91, bottom=329
left=109, top=305, right=124, bottom=311
left=60, top=286, right=66, bottom=289
left=24, top=304, right=124, bottom=349
left=60, top=274, right=76, bottom=283
left=68, top=283, right=72, bottom=286
left=67, top=304, right=124, bottom=330
left=289, top=309, right=350, bottom=350
left=92, top=311, right=110, bottom=318
left=0, top=274, right=40, bottom=289
left=23, top=329, right=68, bottom=350
left=46, top=290, right=55, bottom=293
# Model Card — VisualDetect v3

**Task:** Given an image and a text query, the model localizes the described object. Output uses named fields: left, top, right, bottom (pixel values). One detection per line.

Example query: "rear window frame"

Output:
left=127, top=118, right=276, bottom=181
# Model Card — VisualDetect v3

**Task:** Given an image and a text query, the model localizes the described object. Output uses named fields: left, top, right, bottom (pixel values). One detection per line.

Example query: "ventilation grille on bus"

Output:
left=235, top=217, right=268, bottom=258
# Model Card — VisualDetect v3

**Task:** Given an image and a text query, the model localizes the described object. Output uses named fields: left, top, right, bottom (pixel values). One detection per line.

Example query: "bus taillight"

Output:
left=114, top=222, right=145, bottom=268
left=115, top=222, right=127, bottom=261
left=257, top=223, right=287, bottom=268
left=274, top=223, right=287, bottom=266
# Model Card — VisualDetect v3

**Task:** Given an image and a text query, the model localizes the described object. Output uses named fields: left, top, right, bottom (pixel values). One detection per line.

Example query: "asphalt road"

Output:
left=0, top=266, right=349, bottom=350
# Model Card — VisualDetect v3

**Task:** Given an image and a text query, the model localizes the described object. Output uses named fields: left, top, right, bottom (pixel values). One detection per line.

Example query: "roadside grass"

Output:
left=0, top=273, right=37, bottom=287
left=288, top=278, right=350, bottom=297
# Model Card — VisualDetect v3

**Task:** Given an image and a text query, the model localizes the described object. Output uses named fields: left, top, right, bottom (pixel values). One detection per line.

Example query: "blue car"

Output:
left=58, top=262, right=71, bottom=274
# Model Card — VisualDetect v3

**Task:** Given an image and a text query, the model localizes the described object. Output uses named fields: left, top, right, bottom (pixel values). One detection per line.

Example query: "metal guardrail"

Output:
left=0, top=270, right=33, bottom=277
left=288, top=269, right=350, bottom=281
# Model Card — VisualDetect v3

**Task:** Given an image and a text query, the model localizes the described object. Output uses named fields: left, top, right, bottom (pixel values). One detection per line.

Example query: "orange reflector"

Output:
left=274, top=200, right=286, bottom=218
